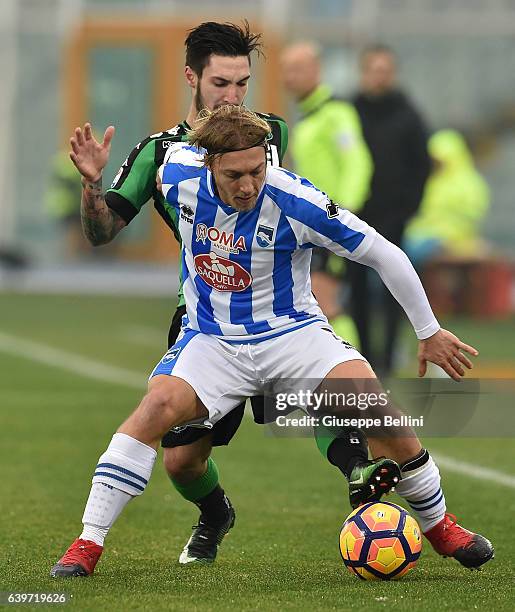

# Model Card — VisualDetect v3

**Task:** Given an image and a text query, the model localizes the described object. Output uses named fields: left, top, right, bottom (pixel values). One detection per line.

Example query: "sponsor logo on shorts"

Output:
left=256, top=224, right=274, bottom=248
left=195, top=224, right=247, bottom=254
left=194, top=252, right=252, bottom=292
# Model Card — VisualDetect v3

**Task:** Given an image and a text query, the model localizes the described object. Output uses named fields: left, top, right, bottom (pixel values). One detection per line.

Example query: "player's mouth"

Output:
left=235, top=195, right=256, bottom=206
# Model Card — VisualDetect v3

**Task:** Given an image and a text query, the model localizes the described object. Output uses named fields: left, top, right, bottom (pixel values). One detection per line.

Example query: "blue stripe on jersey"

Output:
left=223, top=316, right=323, bottom=344
left=190, top=172, right=222, bottom=335
left=267, top=185, right=366, bottom=253
left=181, top=245, right=189, bottom=286
left=272, top=212, right=302, bottom=320
left=228, top=192, right=272, bottom=335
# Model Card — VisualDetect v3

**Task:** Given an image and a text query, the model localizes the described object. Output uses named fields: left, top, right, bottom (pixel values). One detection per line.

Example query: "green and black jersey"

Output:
left=105, top=113, right=288, bottom=306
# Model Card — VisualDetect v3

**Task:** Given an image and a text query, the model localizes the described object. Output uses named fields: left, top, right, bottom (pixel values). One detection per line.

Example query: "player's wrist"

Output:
left=81, top=174, right=103, bottom=190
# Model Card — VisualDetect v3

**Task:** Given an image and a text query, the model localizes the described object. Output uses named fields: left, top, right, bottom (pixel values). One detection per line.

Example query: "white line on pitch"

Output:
left=0, top=331, right=146, bottom=390
left=1, top=330, right=514, bottom=489
left=120, top=325, right=164, bottom=347
left=433, top=453, right=515, bottom=489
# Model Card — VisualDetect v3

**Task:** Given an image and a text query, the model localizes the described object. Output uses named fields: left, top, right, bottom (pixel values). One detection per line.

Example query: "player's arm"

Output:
left=70, top=123, right=127, bottom=245
left=349, top=233, right=478, bottom=380
left=281, top=178, right=478, bottom=380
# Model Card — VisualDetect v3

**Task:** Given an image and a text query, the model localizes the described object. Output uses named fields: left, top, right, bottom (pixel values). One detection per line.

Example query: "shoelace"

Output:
left=189, top=522, right=226, bottom=552
left=61, top=540, right=100, bottom=565
left=441, top=513, right=474, bottom=548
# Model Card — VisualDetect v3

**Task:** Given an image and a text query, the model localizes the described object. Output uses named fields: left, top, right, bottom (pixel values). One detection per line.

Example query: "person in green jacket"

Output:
left=281, top=42, right=373, bottom=347
left=404, top=129, right=490, bottom=269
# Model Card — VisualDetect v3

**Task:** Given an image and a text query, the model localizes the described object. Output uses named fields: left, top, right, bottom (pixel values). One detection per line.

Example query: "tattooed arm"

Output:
left=80, top=176, right=126, bottom=245
left=70, top=122, right=126, bottom=245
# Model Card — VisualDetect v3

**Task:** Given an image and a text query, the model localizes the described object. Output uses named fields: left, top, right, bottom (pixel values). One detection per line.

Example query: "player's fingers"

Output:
left=457, top=340, right=479, bottom=356
left=75, top=127, right=84, bottom=146
left=103, top=125, right=115, bottom=147
left=440, top=361, right=461, bottom=382
left=84, top=123, right=93, bottom=140
left=69, top=151, right=77, bottom=164
left=70, top=138, right=80, bottom=154
left=450, top=356, right=465, bottom=377
left=455, top=350, right=473, bottom=370
left=418, top=358, right=427, bottom=378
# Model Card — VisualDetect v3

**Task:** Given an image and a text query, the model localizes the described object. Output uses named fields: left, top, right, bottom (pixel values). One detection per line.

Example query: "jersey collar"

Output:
left=298, top=83, right=333, bottom=117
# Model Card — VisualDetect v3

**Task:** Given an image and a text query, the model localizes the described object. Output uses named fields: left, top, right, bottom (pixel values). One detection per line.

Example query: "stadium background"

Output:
left=1, top=1, right=514, bottom=610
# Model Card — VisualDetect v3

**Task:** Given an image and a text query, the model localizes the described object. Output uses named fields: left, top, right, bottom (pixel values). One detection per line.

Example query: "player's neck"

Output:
left=185, top=102, right=198, bottom=128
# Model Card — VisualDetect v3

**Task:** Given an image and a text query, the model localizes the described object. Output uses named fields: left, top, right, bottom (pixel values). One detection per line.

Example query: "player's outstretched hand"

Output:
left=418, top=328, right=478, bottom=382
left=69, top=123, right=115, bottom=182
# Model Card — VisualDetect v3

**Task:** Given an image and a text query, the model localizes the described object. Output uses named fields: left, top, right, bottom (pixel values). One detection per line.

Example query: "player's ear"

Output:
left=184, top=66, right=197, bottom=90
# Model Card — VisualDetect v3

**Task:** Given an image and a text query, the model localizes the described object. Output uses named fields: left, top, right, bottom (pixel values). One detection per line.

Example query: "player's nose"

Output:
left=223, top=86, right=240, bottom=105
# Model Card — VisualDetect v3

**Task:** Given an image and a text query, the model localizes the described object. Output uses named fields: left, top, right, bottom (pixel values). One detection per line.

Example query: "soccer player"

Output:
left=66, top=21, right=389, bottom=567
left=51, top=106, right=493, bottom=577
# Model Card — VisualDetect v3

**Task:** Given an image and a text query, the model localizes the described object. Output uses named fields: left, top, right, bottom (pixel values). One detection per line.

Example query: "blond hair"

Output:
left=188, top=105, right=270, bottom=166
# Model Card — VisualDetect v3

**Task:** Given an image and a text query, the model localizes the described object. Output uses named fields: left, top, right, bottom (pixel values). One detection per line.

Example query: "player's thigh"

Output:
left=150, top=330, right=256, bottom=424
left=325, top=359, right=376, bottom=380
left=261, top=320, right=367, bottom=381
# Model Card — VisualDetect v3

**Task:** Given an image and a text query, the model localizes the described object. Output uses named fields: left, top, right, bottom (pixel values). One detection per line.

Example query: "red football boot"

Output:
left=50, top=538, right=103, bottom=577
left=424, top=513, right=494, bottom=569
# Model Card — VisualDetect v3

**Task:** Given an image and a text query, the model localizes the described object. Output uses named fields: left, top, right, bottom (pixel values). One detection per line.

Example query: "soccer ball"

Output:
left=339, top=501, right=422, bottom=580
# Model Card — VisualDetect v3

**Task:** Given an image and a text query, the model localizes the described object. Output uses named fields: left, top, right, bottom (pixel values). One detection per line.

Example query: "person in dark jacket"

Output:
left=349, top=44, right=431, bottom=375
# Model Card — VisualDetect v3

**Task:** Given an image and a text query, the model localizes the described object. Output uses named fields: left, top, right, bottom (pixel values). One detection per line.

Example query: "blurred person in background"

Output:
left=404, top=129, right=490, bottom=270
left=349, top=44, right=431, bottom=376
left=44, top=150, right=87, bottom=259
left=280, top=41, right=373, bottom=347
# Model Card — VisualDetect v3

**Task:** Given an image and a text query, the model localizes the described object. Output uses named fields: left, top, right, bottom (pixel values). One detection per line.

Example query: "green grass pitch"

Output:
left=0, top=293, right=514, bottom=611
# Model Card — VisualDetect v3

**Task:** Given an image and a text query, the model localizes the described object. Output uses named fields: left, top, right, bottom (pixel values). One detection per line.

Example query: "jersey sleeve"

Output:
left=267, top=168, right=376, bottom=259
left=259, top=112, right=289, bottom=165
left=105, top=138, right=157, bottom=225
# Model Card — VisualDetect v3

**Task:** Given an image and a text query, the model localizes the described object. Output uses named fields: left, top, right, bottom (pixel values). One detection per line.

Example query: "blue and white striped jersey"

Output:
left=160, top=144, right=377, bottom=343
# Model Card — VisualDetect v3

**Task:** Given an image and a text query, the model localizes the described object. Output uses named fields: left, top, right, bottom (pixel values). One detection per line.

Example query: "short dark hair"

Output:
left=360, top=44, right=397, bottom=65
left=185, top=21, right=263, bottom=76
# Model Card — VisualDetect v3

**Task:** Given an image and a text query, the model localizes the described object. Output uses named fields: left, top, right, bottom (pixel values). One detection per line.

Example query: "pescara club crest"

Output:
left=194, top=252, right=252, bottom=292
left=161, top=347, right=181, bottom=364
left=256, top=225, right=274, bottom=248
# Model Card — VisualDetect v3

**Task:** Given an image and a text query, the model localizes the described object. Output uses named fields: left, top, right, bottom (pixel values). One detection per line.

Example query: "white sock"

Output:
left=81, top=433, right=157, bottom=545
left=394, top=449, right=446, bottom=532
left=80, top=483, right=132, bottom=546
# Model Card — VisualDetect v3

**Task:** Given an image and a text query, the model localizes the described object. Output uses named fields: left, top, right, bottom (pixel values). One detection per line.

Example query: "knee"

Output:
left=140, top=380, right=194, bottom=429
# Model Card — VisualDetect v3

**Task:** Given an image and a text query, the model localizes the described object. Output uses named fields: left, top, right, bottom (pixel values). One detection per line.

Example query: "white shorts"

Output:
left=150, top=319, right=366, bottom=426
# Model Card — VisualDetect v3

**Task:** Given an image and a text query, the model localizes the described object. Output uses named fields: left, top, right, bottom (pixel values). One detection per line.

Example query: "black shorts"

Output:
left=161, top=305, right=265, bottom=448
